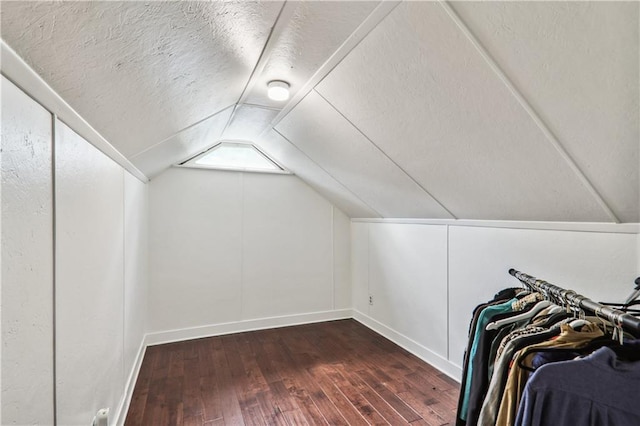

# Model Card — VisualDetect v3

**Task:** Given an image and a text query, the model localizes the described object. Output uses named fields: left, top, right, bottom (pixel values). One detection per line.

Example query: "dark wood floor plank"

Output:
left=321, top=364, right=390, bottom=425
left=277, top=330, right=348, bottom=425
left=125, top=319, right=459, bottom=426
left=337, top=364, right=411, bottom=425
left=197, top=341, right=224, bottom=423
left=282, top=408, right=311, bottom=426
left=211, top=339, right=245, bottom=425
left=357, top=369, right=422, bottom=423
left=308, top=365, right=370, bottom=426
left=238, top=404, right=265, bottom=426
left=255, top=390, right=289, bottom=426
left=396, top=390, right=449, bottom=426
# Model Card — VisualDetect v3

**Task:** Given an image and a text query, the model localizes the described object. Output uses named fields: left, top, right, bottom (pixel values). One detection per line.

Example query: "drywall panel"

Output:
left=242, top=173, right=333, bottom=318
left=276, top=91, right=452, bottom=218
left=368, top=223, right=448, bottom=358
left=333, top=207, right=352, bottom=309
left=131, top=106, right=233, bottom=179
left=1, top=76, right=54, bottom=425
left=1, top=1, right=283, bottom=157
left=448, top=226, right=639, bottom=368
left=55, top=120, right=125, bottom=426
left=148, top=168, right=243, bottom=332
left=258, top=130, right=378, bottom=218
left=123, top=172, right=148, bottom=378
left=245, top=0, right=378, bottom=107
left=317, top=1, right=610, bottom=222
left=222, top=105, right=279, bottom=141
left=351, top=222, right=370, bottom=314
left=451, top=1, right=639, bottom=222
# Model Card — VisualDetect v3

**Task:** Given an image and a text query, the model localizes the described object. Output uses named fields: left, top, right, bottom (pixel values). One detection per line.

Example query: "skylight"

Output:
left=180, top=142, right=287, bottom=173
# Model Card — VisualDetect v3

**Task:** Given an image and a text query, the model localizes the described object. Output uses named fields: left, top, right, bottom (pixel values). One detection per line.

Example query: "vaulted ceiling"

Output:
left=2, top=1, right=638, bottom=222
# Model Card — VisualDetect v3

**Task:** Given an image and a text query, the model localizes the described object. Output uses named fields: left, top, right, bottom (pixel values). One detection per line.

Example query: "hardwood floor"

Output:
left=125, top=319, right=459, bottom=425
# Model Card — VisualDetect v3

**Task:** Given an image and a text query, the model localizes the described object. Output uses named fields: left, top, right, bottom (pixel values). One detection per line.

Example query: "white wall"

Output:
left=55, top=121, right=149, bottom=426
left=352, top=221, right=639, bottom=380
left=1, top=76, right=54, bottom=425
left=148, top=167, right=350, bottom=340
left=333, top=208, right=352, bottom=310
left=369, top=224, right=448, bottom=357
left=1, top=74, right=149, bottom=425
left=123, top=173, right=148, bottom=396
left=55, top=120, right=125, bottom=425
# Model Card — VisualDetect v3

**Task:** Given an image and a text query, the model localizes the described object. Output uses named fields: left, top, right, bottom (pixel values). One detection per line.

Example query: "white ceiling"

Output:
left=1, top=1, right=638, bottom=222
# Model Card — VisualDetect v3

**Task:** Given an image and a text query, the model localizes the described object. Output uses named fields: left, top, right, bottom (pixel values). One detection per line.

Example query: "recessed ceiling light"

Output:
left=267, top=80, right=290, bottom=101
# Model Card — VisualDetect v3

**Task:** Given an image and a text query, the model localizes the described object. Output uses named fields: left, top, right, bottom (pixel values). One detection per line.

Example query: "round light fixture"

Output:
left=267, top=80, right=290, bottom=101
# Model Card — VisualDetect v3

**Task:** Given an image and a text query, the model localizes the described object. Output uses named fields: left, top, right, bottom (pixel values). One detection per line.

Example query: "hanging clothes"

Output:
left=456, top=271, right=640, bottom=426
left=494, top=323, right=604, bottom=426
left=464, top=295, right=546, bottom=425
left=515, top=345, right=640, bottom=426
left=456, top=288, right=524, bottom=426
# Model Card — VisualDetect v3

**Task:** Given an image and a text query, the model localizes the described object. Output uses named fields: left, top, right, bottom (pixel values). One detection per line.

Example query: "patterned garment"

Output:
left=495, top=326, right=547, bottom=361
left=511, top=293, right=544, bottom=311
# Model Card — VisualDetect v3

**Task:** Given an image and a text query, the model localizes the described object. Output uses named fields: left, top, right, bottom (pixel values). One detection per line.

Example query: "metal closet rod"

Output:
left=508, top=268, right=640, bottom=334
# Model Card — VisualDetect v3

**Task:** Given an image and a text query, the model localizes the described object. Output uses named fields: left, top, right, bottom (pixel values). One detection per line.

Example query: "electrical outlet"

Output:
left=369, top=295, right=374, bottom=306
left=92, top=408, right=109, bottom=426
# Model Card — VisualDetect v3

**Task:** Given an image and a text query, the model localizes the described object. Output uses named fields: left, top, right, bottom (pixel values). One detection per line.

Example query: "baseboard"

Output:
left=352, top=310, right=462, bottom=382
left=114, top=339, right=148, bottom=426
left=145, top=309, right=353, bottom=346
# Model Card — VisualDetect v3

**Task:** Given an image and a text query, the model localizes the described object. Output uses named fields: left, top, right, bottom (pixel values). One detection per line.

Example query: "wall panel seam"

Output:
left=272, top=128, right=383, bottom=217
left=122, top=171, right=126, bottom=423
left=313, top=89, right=457, bottom=220
left=439, top=0, right=620, bottom=223
left=332, top=207, right=336, bottom=310
left=446, top=224, right=450, bottom=361
left=51, top=114, right=58, bottom=426
left=240, top=173, right=245, bottom=321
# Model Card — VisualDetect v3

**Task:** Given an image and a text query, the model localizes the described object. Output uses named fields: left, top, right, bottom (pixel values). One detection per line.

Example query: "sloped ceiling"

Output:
left=1, top=1, right=638, bottom=222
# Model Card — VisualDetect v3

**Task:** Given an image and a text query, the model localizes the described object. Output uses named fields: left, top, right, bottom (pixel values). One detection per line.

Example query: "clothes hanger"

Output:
left=546, top=305, right=564, bottom=315
left=516, top=336, right=614, bottom=373
left=485, top=300, right=552, bottom=331
left=567, top=304, right=589, bottom=329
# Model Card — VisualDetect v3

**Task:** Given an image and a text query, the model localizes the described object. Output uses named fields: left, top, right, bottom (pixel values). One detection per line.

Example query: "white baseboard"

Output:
left=114, top=339, right=148, bottom=426
left=352, top=310, right=462, bottom=382
left=145, top=309, right=353, bottom=346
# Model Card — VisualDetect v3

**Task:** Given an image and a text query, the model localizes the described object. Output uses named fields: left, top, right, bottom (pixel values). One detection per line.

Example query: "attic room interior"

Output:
left=1, top=1, right=639, bottom=425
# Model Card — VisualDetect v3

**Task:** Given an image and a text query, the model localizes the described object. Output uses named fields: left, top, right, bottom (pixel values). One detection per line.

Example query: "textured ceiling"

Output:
left=1, top=1, right=638, bottom=222
left=0, top=1, right=283, bottom=157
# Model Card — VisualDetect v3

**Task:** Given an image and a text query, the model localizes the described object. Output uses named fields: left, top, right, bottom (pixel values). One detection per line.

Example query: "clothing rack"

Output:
left=508, top=268, right=640, bottom=334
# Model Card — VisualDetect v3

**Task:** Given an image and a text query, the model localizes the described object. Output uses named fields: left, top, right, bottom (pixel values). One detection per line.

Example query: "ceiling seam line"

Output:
left=129, top=104, right=235, bottom=159
left=236, top=1, right=298, bottom=106
left=239, top=102, right=282, bottom=112
left=220, top=104, right=240, bottom=140
left=223, top=1, right=299, bottom=137
left=258, top=1, right=402, bottom=138
left=272, top=128, right=384, bottom=218
left=313, top=89, right=458, bottom=220
left=439, top=0, right=620, bottom=224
